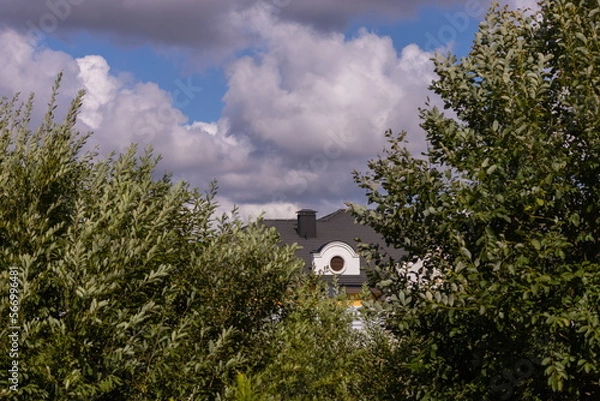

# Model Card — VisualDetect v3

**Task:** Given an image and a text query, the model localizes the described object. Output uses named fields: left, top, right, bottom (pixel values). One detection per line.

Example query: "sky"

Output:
left=0, top=0, right=538, bottom=219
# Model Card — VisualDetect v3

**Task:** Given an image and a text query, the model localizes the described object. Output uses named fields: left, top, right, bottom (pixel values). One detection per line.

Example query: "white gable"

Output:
left=312, top=241, right=360, bottom=275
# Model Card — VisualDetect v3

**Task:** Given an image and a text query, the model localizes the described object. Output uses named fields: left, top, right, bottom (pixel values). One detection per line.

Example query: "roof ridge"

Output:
left=318, top=208, right=349, bottom=222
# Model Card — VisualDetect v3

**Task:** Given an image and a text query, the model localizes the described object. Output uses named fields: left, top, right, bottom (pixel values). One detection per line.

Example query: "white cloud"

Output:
left=76, top=55, right=118, bottom=129
left=0, top=0, right=552, bottom=220
left=505, top=0, right=540, bottom=11
left=227, top=9, right=436, bottom=148
left=219, top=10, right=437, bottom=208
left=0, top=19, right=439, bottom=217
left=0, top=27, right=250, bottom=190
left=0, top=30, right=81, bottom=121
left=219, top=199, right=302, bottom=221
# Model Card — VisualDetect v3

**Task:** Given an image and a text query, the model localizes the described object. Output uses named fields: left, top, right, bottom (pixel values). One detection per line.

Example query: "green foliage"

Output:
left=0, top=75, right=305, bottom=400
left=231, top=373, right=265, bottom=401
left=351, top=1, right=600, bottom=399
left=226, top=278, right=377, bottom=401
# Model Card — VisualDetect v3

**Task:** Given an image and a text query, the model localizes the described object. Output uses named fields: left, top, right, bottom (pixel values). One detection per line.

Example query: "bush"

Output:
left=0, top=76, right=304, bottom=400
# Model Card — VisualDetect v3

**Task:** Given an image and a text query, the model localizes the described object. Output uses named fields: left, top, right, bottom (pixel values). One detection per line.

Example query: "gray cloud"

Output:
left=0, top=23, right=438, bottom=217
left=262, top=0, right=470, bottom=31
left=0, top=0, right=491, bottom=64
left=0, top=0, right=535, bottom=217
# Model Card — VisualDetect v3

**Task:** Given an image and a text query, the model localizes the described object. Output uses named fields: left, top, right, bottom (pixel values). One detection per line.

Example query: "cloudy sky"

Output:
left=0, top=0, right=537, bottom=219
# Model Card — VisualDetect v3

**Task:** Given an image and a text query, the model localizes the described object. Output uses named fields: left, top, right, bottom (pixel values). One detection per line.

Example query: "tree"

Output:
left=226, top=279, right=373, bottom=401
left=0, top=76, right=305, bottom=400
left=351, top=1, right=600, bottom=399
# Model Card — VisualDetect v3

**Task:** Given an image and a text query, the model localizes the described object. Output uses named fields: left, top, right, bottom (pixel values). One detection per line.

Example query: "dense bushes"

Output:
left=0, top=77, right=369, bottom=400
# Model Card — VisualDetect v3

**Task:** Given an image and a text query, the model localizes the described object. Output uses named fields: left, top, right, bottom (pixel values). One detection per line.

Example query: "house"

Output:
left=263, top=209, right=405, bottom=298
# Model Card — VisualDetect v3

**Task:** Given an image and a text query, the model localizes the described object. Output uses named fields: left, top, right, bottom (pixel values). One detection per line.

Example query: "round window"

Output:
left=329, top=256, right=345, bottom=273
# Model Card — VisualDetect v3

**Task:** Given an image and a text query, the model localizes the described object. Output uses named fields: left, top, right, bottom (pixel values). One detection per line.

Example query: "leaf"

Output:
left=460, top=247, right=472, bottom=260
left=486, top=164, right=498, bottom=175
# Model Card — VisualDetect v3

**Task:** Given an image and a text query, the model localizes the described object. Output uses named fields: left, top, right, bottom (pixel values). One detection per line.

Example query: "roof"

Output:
left=263, top=209, right=405, bottom=289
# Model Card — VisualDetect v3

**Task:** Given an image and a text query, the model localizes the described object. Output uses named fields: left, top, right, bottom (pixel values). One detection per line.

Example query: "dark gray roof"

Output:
left=263, top=209, right=405, bottom=289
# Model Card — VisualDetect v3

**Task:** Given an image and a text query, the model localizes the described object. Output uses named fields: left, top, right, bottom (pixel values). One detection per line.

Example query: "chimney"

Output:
left=296, top=209, right=317, bottom=238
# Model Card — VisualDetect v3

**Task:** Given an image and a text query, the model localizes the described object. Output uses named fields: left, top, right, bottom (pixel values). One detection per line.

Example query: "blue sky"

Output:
left=45, top=33, right=228, bottom=121
left=0, top=0, right=535, bottom=218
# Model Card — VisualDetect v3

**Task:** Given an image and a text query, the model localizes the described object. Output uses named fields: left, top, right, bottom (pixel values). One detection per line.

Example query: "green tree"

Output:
left=0, top=76, right=304, bottom=400
left=351, top=1, right=600, bottom=399
left=227, top=279, right=371, bottom=401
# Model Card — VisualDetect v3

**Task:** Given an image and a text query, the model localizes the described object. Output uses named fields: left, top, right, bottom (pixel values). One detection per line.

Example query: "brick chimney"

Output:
left=296, top=209, right=317, bottom=238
